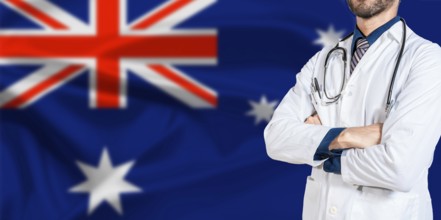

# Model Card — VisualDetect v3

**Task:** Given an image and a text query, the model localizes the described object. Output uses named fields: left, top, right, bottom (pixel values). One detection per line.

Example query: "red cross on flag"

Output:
left=0, top=0, right=218, bottom=109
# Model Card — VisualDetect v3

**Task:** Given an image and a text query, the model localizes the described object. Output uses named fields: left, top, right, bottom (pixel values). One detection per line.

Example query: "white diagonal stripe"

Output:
left=24, top=0, right=90, bottom=30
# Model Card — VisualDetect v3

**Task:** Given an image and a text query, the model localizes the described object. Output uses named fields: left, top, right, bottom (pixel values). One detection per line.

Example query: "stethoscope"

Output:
left=312, top=18, right=407, bottom=114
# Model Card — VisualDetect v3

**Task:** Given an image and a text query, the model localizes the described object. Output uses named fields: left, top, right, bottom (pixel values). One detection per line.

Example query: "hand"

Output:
left=329, top=123, right=383, bottom=150
left=304, top=112, right=322, bottom=125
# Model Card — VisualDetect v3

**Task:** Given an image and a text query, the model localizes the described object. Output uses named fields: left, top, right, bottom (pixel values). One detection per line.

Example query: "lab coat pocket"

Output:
left=349, top=190, right=418, bottom=220
left=302, top=176, right=322, bottom=220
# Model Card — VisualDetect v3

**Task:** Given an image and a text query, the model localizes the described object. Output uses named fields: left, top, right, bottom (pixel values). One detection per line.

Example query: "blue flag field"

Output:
left=1, top=0, right=441, bottom=219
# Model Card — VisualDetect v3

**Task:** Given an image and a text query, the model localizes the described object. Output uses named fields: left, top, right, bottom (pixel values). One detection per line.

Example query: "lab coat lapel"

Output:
left=338, top=22, right=405, bottom=127
left=348, top=22, right=403, bottom=83
left=338, top=36, right=381, bottom=126
left=332, top=37, right=353, bottom=127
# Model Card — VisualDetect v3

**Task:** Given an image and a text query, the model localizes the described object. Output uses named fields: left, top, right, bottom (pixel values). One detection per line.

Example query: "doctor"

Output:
left=264, top=0, right=441, bottom=219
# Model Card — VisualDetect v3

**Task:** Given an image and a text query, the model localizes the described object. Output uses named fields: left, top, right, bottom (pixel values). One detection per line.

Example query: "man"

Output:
left=263, top=0, right=441, bottom=219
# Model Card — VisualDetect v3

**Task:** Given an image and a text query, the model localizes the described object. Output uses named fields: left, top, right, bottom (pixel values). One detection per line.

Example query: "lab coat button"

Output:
left=329, top=206, right=337, bottom=215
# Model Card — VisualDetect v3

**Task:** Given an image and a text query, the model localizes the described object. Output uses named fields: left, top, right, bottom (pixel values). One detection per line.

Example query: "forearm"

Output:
left=315, top=123, right=383, bottom=175
left=329, top=124, right=383, bottom=151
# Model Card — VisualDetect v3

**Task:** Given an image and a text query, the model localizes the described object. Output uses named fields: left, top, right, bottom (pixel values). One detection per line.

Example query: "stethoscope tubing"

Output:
left=317, top=18, right=407, bottom=113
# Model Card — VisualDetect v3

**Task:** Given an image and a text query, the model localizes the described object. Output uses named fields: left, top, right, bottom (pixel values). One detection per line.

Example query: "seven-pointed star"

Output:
left=69, top=148, right=141, bottom=215
left=313, top=25, right=345, bottom=48
left=246, top=95, right=278, bottom=125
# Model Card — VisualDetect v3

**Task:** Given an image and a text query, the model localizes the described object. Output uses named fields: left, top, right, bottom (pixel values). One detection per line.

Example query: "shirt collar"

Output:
left=351, top=16, right=401, bottom=53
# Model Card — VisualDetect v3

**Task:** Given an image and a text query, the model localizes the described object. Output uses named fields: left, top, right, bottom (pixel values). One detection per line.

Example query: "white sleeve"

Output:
left=263, top=51, right=334, bottom=167
left=341, top=44, right=441, bottom=192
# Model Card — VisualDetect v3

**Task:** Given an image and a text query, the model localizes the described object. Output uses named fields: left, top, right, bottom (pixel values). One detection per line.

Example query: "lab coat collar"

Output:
left=386, top=19, right=412, bottom=44
left=351, top=16, right=401, bottom=53
left=342, top=18, right=412, bottom=48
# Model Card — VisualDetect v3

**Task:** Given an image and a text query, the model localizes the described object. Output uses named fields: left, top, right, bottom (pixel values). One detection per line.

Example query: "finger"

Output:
left=314, top=114, right=322, bottom=125
left=306, top=115, right=316, bottom=124
left=311, top=117, right=321, bottom=125
left=305, top=117, right=313, bottom=124
left=304, top=115, right=313, bottom=123
left=309, top=114, right=321, bottom=125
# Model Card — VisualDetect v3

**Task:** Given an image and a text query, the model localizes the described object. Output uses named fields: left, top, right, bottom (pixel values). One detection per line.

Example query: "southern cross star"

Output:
left=246, top=95, right=278, bottom=125
left=69, top=148, right=141, bottom=215
left=314, top=25, right=345, bottom=48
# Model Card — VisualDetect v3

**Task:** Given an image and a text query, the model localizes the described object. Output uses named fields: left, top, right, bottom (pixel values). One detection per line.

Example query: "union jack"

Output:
left=0, top=0, right=218, bottom=109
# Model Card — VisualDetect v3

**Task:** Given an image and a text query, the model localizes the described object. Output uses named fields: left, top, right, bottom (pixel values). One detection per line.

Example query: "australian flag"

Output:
left=1, top=0, right=441, bottom=219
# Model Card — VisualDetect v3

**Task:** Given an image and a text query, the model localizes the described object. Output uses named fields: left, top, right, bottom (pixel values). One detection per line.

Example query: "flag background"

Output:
left=1, top=0, right=441, bottom=219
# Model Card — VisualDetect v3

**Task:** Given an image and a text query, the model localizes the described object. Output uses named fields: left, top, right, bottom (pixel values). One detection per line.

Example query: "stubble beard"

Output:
left=346, top=0, right=395, bottom=19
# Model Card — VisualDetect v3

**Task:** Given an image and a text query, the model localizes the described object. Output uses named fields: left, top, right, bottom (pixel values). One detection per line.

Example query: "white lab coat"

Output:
left=264, top=21, right=441, bottom=220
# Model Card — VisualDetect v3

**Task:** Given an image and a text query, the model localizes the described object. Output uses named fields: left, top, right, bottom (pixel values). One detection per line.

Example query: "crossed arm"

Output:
left=264, top=45, right=441, bottom=192
left=304, top=113, right=383, bottom=151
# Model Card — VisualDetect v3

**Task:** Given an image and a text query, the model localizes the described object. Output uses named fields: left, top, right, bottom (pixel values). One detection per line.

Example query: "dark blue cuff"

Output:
left=313, top=127, right=346, bottom=160
left=323, top=156, right=342, bottom=174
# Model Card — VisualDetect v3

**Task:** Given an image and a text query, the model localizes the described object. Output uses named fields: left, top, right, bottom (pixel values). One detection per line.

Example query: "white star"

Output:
left=313, top=25, right=345, bottom=48
left=69, top=148, right=141, bottom=215
left=246, top=95, right=278, bottom=125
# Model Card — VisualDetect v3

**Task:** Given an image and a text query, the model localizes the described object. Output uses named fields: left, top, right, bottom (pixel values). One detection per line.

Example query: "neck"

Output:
left=356, top=6, right=398, bottom=36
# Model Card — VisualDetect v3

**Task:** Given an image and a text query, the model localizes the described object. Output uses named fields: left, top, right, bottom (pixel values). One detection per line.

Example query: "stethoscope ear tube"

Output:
left=385, top=18, right=407, bottom=114
left=323, top=46, right=347, bottom=104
